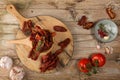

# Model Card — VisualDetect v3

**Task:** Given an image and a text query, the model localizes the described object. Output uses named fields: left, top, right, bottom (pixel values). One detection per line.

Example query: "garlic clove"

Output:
left=105, top=46, right=113, bottom=54
left=96, top=45, right=101, bottom=49
left=104, top=36, right=109, bottom=40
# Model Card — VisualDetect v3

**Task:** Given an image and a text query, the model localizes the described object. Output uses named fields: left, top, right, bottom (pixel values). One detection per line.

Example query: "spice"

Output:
left=35, top=40, right=43, bottom=51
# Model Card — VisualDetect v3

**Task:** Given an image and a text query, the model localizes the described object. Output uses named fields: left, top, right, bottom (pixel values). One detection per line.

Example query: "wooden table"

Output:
left=0, top=0, right=120, bottom=80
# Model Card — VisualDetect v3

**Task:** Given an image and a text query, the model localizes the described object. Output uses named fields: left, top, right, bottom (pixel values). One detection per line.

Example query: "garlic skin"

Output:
left=0, top=56, right=13, bottom=70
left=10, top=66, right=25, bottom=80
left=105, top=46, right=113, bottom=54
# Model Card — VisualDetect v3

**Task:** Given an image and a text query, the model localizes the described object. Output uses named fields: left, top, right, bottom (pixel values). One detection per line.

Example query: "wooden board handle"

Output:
left=6, top=4, right=26, bottom=24
left=7, top=37, right=32, bottom=48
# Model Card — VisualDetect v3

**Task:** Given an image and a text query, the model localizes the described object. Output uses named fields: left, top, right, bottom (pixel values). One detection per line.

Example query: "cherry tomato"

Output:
left=77, top=58, right=92, bottom=73
left=90, top=53, right=106, bottom=67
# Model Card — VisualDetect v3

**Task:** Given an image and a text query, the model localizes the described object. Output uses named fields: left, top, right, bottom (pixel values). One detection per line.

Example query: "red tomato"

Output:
left=90, top=53, right=106, bottom=67
left=77, top=58, right=92, bottom=73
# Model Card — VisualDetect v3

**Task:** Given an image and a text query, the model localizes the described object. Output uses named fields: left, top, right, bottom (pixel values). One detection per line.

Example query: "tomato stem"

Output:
left=94, top=60, right=99, bottom=67
left=92, top=67, right=98, bottom=74
left=86, top=72, right=92, bottom=76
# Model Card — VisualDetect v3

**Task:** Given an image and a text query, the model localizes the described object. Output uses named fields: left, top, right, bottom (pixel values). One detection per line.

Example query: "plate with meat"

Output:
left=6, top=4, right=73, bottom=73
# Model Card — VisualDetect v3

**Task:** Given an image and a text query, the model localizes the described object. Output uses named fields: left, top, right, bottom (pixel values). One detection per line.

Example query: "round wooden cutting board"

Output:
left=7, top=5, right=73, bottom=73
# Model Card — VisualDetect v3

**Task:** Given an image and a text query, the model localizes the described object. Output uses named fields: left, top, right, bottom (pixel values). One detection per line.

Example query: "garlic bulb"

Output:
left=10, top=66, right=25, bottom=80
left=0, top=56, right=13, bottom=70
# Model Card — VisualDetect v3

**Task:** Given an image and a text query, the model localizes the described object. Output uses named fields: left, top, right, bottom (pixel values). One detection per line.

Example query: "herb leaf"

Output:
left=36, top=40, right=43, bottom=51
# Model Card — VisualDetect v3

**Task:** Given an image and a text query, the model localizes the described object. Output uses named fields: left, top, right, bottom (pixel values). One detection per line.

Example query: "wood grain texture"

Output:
left=13, top=14, right=73, bottom=72
left=0, top=0, right=120, bottom=80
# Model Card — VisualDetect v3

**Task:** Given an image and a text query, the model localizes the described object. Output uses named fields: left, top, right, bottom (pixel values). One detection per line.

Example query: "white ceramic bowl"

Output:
left=94, top=19, right=118, bottom=43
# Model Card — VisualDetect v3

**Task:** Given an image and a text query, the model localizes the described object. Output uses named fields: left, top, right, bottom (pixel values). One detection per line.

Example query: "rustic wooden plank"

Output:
left=0, top=34, right=16, bottom=57
left=0, top=0, right=119, bottom=10
left=73, top=34, right=120, bottom=43
left=0, top=35, right=15, bottom=49
left=0, top=50, right=16, bottom=58
left=0, top=68, right=9, bottom=77
left=1, top=8, right=120, bottom=22
left=73, top=35, right=94, bottom=42
left=0, top=8, right=120, bottom=23
left=24, top=76, right=79, bottom=80
left=0, top=13, right=18, bottom=24
left=28, top=0, right=114, bottom=10
left=0, top=77, right=9, bottom=80
left=0, top=24, right=18, bottom=33
left=74, top=37, right=120, bottom=48
left=0, top=33, right=15, bottom=39
left=27, top=0, right=110, bottom=10
left=73, top=47, right=120, bottom=59
left=89, top=76, right=120, bottom=80
left=19, top=9, right=120, bottom=22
